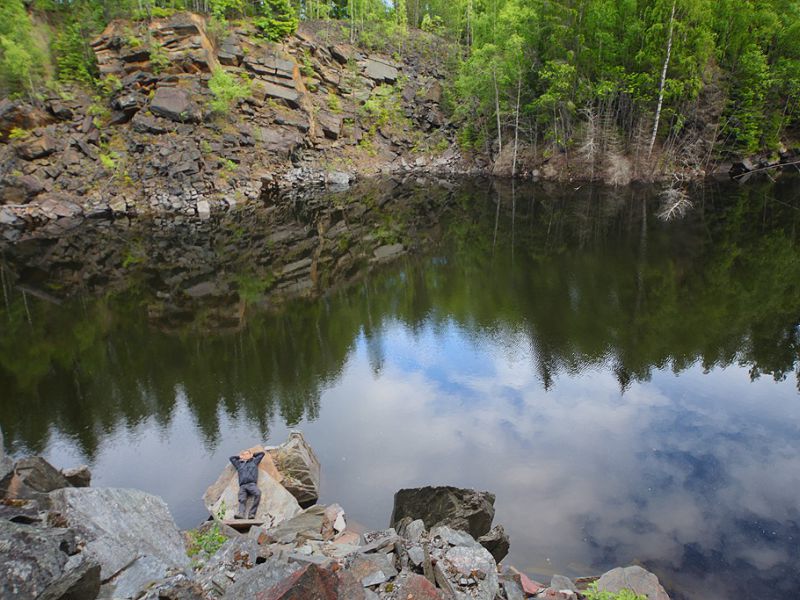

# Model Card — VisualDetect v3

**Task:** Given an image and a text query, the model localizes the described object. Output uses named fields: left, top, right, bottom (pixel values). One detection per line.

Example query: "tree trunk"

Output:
left=493, top=68, right=503, bottom=155
left=512, top=72, right=522, bottom=177
left=648, top=0, right=676, bottom=157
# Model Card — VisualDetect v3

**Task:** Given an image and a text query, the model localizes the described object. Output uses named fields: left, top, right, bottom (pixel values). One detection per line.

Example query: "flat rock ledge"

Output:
left=0, top=427, right=673, bottom=600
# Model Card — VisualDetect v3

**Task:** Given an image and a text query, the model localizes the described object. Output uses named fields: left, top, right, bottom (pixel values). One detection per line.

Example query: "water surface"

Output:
left=1, top=178, right=799, bottom=600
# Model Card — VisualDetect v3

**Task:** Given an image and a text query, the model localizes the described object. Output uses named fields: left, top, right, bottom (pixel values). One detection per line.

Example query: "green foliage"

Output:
left=208, top=68, right=251, bottom=114
left=148, top=44, right=170, bottom=75
left=583, top=583, right=647, bottom=600
left=99, top=152, right=117, bottom=171
left=254, top=0, right=298, bottom=41
left=235, top=271, right=276, bottom=304
left=186, top=523, right=227, bottom=558
left=0, top=0, right=46, bottom=96
left=327, top=92, right=342, bottom=113
left=53, top=22, right=97, bottom=85
left=8, top=127, right=30, bottom=140
left=300, top=49, right=315, bottom=78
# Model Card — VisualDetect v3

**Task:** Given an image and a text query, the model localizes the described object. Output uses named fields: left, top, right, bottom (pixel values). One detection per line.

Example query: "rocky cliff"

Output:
left=0, top=13, right=478, bottom=228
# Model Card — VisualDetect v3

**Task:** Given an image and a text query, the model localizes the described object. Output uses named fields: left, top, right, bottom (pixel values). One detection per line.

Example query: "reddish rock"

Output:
left=255, top=563, right=364, bottom=600
left=396, top=573, right=445, bottom=599
left=508, top=567, right=545, bottom=596
left=15, top=134, right=58, bottom=160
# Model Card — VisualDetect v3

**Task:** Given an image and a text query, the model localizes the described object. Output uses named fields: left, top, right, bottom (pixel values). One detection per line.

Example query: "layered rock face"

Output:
left=0, top=14, right=476, bottom=230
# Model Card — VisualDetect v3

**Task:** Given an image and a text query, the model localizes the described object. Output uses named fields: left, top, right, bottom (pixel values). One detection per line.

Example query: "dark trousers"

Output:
left=238, top=482, right=261, bottom=518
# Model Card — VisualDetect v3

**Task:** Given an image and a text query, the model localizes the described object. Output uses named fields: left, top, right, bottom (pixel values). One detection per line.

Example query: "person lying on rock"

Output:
left=229, top=449, right=265, bottom=520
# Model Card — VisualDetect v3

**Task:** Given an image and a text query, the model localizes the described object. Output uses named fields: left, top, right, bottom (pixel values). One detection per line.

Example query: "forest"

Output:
left=1, top=0, right=799, bottom=168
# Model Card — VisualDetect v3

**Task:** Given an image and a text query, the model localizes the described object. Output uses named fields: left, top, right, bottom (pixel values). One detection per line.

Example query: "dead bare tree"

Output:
left=657, top=175, right=693, bottom=221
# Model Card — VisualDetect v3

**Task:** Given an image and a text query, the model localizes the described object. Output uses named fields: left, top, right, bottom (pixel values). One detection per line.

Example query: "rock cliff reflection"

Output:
left=1, top=177, right=799, bottom=600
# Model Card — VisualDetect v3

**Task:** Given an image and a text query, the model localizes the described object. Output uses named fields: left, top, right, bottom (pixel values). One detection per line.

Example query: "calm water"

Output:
left=1, top=178, right=799, bottom=600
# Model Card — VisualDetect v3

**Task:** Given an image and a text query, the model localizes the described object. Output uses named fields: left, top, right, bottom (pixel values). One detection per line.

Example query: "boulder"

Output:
left=433, top=544, right=499, bottom=600
left=203, top=445, right=302, bottom=525
left=0, top=520, right=101, bottom=600
left=221, top=555, right=300, bottom=599
left=150, top=87, right=201, bottom=122
left=132, top=112, right=170, bottom=134
left=37, top=193, right=84, bottom=219
left=391, top=486, right=496, bottom=540
left=261, top=504, right=326, bottom=544
left=47, top=487, right=190, bottom=595
left=235, top=562, right=365, bottom=600
left=195, top=535, right=262, bottom=596
left=1, top=456, right=72, bottom=500
left=373, top=243, right=404, bottom=261
left=349, top=553, right=398, bottom=587
left=316, top=110, right=341, bottom=140
left=596, top=566, right=670, bottom=600
left=477, top=524, right=510, bottom=563
left=16, top=133, right=59, bottom=160
left=0, top=99, right=54, bottom=142
left=259, top=127, right=304, bottom=157
left=267, top=431, right=321, bottom=506
left=329, top=44, right=351, bottom=65
left=396, top=574, right=445, bottom=600
left=0, top=173, right=44, bottom=204
left=62, top=465, right=92, bottom=488
left=257, top=81, right=302, bottom=109
left=363, top=59, right=398, bottom=83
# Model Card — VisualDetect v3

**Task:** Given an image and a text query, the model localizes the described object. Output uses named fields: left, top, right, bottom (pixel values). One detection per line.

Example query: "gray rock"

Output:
left=434, top=544, right=498, bottom=600
left=0, top=520, right=101, bottom=600
left=363, top=58, right=398, bottom=83
left=0, top=173, right=44, bottom=204
left=403, top=518, right=426, bottom=543
left=349, top=553, right=398, bottom=587
left=359, top=528, right=400, bottom=554
left=1, top=456, right=72, bottom=500
left=48, top=487, right=190, bottom=585
left=329, top=44, right=351, bottom=64
left=316, top=110, right=341, bottom=140
left=263, top=504, right=326, bottom=544
left=373, top=243, right=405, bottom=261
left=196, top=536, right=261, bottom=596
left=132, top=112, right=169, bottom=134
left=597, top=566, right=671, bottom=600
left=150, top=87, right=201, bottom=123
left=259, top=127, right=304, bottom=157
left=477, top=524, right=510, bottom=563
left=391, top=486, right=496, bottom=540
left=266, top=431, right=321, bottom=506
left=257, top=81, right=302, bottom=109
left=196, top=199, right=211, bottom=219
left=551, top=574, right=578, bottom=592
left=430, top=525, right=479, bottom=548
left=104, top=554, right=174, bottom=599
left=62, top=465, right=91, bottom=488
left=16, top=134, right=59, bottom=160
left=221, top=555, right=299, bottom=599
left=204, top=445, right=301, bottom=525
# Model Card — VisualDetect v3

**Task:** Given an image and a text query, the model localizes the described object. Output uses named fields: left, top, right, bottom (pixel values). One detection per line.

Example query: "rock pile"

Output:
left=0, top=426, right=674, bottom=600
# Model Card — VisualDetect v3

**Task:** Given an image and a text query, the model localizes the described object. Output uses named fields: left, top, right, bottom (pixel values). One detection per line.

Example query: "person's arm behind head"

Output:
left=253, top=451, right=265, bottom=465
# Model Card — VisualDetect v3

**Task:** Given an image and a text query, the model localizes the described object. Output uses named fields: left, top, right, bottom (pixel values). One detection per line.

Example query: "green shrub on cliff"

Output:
left=208, top=68, right=251, bottom=114
left=253, top=0, right=298, bottom=41
left=583, top=583, right=647, bottom=600
left=0, top=0, right=47, bottom=96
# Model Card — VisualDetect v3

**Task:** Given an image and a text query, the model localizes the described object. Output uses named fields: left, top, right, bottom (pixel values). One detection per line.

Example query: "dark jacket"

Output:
left=229, top=452, right=265, bottom=486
